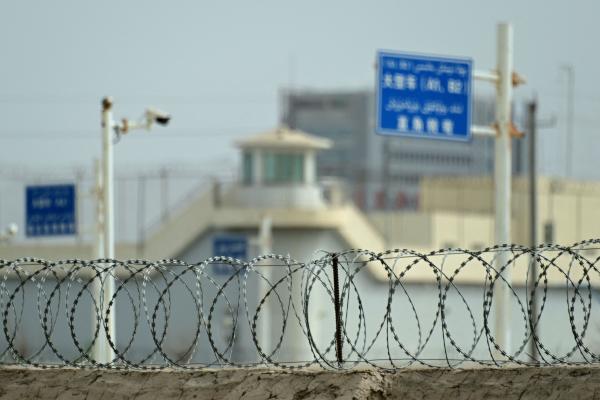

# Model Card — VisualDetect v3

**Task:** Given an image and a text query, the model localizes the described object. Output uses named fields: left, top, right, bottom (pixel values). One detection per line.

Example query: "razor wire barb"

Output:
left=1, top=239, right=600, bottom=370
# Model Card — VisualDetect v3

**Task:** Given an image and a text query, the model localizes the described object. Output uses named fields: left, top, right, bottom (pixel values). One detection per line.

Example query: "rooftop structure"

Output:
left=230, top=126, right=333, bottom=209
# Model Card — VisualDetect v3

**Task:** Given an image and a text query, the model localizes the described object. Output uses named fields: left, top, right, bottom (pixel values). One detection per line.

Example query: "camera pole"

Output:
left=92, top=97, right=171, bottom=365
left=91, top=97, right=117, bottom=365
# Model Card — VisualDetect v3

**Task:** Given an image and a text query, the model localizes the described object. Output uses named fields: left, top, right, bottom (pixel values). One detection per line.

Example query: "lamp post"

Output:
left=93, top=96, right=170, bottom=364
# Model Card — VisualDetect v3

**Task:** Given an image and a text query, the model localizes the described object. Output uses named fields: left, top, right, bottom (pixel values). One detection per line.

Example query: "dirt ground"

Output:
left=1, top=365, right=599, bottom=399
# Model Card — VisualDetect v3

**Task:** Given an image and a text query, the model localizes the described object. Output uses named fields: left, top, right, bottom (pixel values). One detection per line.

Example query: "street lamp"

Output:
left=94, top=96, right=171, bottom=364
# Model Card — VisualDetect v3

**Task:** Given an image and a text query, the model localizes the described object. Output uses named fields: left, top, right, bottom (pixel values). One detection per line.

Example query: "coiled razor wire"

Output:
left=1, top=239, right=600, bottom=370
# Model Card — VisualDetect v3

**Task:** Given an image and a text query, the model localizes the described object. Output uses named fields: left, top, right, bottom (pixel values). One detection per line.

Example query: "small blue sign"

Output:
left=212, top=236, right=247, bottom=275
left=26, top=184, right=76, bottom=237
left=376, top=51, right=473, bottom=141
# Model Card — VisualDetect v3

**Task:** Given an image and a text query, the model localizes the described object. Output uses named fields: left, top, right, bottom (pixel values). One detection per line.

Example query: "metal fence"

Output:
left=1, top=239, right=600, bottom=370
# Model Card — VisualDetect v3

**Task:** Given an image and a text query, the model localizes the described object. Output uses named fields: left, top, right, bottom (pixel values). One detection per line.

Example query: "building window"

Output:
left=263, top=152, right=304, bottom=184
left=243, top=152, right=253, bottom=185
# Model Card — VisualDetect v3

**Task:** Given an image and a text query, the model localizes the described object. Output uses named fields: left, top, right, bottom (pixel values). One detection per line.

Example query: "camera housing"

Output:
left=145, top=108, right=171, bottom=126
left=6, top=223, right=17, bottom=236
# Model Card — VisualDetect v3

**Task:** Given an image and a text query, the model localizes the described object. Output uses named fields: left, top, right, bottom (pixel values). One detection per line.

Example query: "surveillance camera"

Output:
left=6, top=223, right=17, bottom=236
left=145, top=108, right=171, bottom=126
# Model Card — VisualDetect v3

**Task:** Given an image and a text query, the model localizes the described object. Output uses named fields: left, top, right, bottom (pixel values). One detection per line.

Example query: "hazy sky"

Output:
left=1, top=0, right=599, bottom=178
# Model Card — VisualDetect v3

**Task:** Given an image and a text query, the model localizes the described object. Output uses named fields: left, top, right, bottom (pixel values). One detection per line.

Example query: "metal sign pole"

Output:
left=375, top=22, right=519, bottom=357
left=494, top=22, right=513, bottom=354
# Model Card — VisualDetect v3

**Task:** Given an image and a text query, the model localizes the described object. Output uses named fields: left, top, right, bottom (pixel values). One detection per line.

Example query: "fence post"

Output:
left=332, top=253, right=343, bottom=367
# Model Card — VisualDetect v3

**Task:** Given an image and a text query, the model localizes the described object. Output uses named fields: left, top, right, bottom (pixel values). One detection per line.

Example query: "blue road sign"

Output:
left=376, top=51, right=473, bottom=141
left=26, top=184, right=76, bottom=237
left=212, top=236, right=247, bottom=275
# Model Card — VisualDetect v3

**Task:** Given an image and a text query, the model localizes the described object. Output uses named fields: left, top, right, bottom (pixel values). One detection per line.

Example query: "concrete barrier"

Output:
left=1, top=366, right=599, bottom=399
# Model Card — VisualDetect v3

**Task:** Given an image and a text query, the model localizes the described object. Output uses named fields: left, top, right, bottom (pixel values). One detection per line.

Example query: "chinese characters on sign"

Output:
left=26, top=184, right=77, bottom=237
left=376, top=51, right=473, bottom=141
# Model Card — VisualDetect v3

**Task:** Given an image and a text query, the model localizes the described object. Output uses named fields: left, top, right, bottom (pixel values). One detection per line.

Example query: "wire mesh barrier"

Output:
left=1, top=239, right=600, bottom=370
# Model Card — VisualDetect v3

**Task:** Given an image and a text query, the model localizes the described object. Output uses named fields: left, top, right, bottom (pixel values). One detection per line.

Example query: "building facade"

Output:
left=281, top=89, right=528, bottom=210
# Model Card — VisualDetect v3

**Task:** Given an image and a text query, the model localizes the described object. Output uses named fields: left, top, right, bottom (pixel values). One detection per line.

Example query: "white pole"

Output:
left=93, top=97, right=117, bottom=364
left=494, top=23, right=513, bottom=355
left=91, top=159, right=104, bottom=362
left=94, top=159, right=103, bottom=259
left=258, top=216, right=272, bottom=358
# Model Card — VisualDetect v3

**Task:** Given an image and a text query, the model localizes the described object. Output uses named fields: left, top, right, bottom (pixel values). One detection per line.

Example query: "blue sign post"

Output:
left=26, top=184, right=77, bottom=237
left=376, top=51, right=473, bottom=141
left=212, top=236, right=247, bottom=275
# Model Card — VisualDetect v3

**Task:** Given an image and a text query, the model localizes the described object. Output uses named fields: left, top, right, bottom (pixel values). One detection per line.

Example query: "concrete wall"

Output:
left=365, top=176, right=600, bottom=252
left=368, top=210, right=495, bottom=250
left=419, top=176, right=600, bottom=246
left=3, top=366, right=600, bottom=399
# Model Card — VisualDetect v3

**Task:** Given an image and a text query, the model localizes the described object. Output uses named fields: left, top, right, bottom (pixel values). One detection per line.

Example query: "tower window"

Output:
left=243, top=152, right=253, bottom=184
left=263, top=152, right=304, bottom=184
